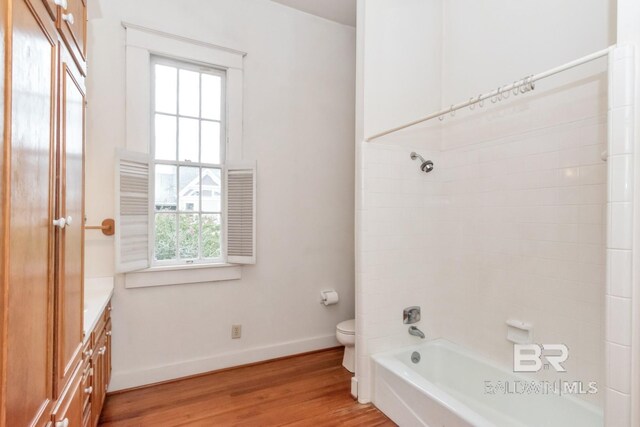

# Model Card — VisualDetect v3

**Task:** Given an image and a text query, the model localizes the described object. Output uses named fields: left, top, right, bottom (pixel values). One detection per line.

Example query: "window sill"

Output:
left=124, top=263, right=242, bottom=289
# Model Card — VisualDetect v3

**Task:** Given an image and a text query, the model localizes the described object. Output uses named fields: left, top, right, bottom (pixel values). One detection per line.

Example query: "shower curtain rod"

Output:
left=365, top=45, right=615, bottom=142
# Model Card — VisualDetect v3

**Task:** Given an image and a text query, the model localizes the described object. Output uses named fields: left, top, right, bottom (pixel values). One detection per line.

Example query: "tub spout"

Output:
left=409, top=326, right=425, bottom=339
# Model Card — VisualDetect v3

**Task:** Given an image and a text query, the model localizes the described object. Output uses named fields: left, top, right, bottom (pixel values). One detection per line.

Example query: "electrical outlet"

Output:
left=231, top=324, right=242, bottom=339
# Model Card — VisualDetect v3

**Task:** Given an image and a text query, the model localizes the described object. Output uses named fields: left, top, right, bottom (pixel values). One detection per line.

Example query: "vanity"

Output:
left=82, top=278, right=114, bottom=426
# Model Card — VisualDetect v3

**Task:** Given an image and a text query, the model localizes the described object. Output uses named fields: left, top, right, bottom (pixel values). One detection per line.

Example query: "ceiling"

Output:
left=271, top=0, right=356, bottom=27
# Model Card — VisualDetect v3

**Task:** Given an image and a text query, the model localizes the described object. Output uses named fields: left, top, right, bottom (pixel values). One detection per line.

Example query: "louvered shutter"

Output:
left=225, top=164, right=256, bottom=264
left=115, top=150, right=151, bottom=272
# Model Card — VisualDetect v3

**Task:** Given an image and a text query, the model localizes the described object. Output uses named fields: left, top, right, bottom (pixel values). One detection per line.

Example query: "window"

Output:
left=151, top=57, right=226, bottom=266
left=119, top=25, right=255, bottom=285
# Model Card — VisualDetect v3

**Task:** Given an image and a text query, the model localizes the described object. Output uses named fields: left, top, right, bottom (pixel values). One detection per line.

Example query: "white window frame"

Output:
left=150, top=55, right=227, bottom=267
left=123, top=23, right=247, bottom=288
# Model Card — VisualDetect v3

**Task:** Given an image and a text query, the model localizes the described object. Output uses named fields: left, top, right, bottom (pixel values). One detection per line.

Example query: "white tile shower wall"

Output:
left=359, top=63, right=610, bottom=406
left=605, top=45, right=635, bottom=426
left=357, top=134, right=443, bottom=402
left=437, top=68, right=608, bottom=406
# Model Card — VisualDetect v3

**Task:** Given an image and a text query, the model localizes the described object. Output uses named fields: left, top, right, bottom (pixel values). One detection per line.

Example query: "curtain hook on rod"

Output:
left=502, top=85, right=510, bottom=99
left=491, top=88, right=499, bottom=103
left=438, top=114, right=445, bottom=121
left=512, top=81, right=519, bottom=96
left=478, top=94, right=484, bottom=108
left=469, top=97, right=475, bottom=110
left=450, top=105, right=456, bottom=117
left=519, top=77, right=528, bottom=94
left=529, top=74, right=535, bottom=91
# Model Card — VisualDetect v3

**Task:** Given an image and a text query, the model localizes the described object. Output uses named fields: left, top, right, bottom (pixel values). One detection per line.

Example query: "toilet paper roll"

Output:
left=321, top=290, right=339, bottom=306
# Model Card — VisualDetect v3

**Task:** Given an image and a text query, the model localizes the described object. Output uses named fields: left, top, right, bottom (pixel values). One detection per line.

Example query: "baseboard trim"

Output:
left=108, top=334, right=339, bottom=392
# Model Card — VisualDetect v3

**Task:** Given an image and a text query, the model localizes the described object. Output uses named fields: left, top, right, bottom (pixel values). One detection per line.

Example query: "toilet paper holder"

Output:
left=320, top=290, right=339, bottom=306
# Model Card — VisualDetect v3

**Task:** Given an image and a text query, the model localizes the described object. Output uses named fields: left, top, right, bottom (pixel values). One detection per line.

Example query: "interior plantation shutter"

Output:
left=225, top=164, right=256, bottom=264
left=115, top=150, right=151, bottom=273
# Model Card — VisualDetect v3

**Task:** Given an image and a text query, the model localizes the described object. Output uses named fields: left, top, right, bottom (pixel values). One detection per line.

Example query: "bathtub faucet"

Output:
left=408, top=326, right=425, bottom=339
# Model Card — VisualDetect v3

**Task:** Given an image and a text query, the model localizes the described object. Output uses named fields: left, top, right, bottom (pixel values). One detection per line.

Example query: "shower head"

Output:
left=410, top=152, right=434, bottom=173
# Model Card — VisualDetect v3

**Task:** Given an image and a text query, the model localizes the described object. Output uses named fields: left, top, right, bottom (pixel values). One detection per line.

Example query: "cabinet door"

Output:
left=55, top=40, right=85, bottom=396
left=57, top=0, right=86, bottom=73
left=91, top=332, right=106, bottom=427
left=4, top=0, right=58, bottom=425
left=104, top=319, right=112, bottom=393
left=40, top=0, right=57, bottom=21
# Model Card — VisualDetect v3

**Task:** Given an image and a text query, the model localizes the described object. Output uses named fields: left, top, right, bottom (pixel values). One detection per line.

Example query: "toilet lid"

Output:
left=337, top=319, right=355, bottom=335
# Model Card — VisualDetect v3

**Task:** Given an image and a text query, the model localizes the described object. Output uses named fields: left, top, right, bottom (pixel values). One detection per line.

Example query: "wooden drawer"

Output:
left=80, top=362, right=92, bottom=414
left=93, top=310, right=107, bottom=344
left=51, top=364, right=83, bottom=427
left=57, top=0, right=87, bottom=73
left=82, top=338, right=92, bottom=362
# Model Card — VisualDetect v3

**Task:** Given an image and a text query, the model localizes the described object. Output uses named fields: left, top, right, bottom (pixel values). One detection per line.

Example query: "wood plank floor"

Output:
left=99, top=348, right=395, bottom=426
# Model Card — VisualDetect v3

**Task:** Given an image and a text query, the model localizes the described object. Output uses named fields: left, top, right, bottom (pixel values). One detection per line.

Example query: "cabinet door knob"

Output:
left=53, top=0, right=68, bottom=9
left=65, top=216, right=73, bottom=226
left=99, top=346, right=106, bottom=355
left=62, top=13, right=74, bottom=25
left=84, top=386, right=93, bottom=394
left=84, top=349, right=93, bottom=358
left=55, top=419, right=69, bottom=427
left=52, top=218, right=66, bottom=229
left=106, top=331, right=112, bottom=336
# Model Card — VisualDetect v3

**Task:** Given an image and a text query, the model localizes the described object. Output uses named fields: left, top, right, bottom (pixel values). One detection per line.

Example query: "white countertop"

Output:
left=84, top=277, right=114, bottom=343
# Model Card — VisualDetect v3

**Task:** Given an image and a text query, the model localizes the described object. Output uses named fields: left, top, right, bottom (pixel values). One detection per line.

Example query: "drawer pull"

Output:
left=62, top=13, right=74, bottom=25
left=53, top=0, right=68, bottom=9
left=106, top=331, right=112, bottom=336
left=84, top=386, right=93, bottom=394
left=55, top=418, right=69, bottom=427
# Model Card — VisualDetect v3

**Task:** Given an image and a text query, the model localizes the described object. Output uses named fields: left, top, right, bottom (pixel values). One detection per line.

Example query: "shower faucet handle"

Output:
left=403, top=306, right=421, bottom=324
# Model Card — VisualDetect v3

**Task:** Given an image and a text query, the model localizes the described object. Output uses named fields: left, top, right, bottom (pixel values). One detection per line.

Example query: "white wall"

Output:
left=355, top=0, right=443, bottom=402
left=442, top=0, right=615, bottom=103
left=614, top=1, right=640, bottom=424
left=356, top=0, right=615, bottom=406
left=85, top=0, right=356, bottom=391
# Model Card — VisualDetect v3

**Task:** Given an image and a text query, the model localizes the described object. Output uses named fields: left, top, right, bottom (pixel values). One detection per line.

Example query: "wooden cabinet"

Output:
left=55, top=37, right=86, bottom=398
left=3, top=1, right=58, bottom=425
left=1, top=0, right=90, bottom=425
left=88, top=304, right=112, bottom=427
left=91, top=331, right=106, bottom=427
left=57, top=0, right=87, bottom=74
left=51, top=365, right=83, bottom=427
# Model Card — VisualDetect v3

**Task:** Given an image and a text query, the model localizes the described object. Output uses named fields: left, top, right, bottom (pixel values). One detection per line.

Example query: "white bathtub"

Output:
left=372, top=339, right=603, bottom=427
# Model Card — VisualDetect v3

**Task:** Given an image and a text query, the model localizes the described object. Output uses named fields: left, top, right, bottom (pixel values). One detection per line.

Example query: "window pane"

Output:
left=155, top=165, right=177, bottom=211
left=179, top=69, right=200, bottom=117
left=201, top=121, right=221, bottom=164
left=179, top=214, right=199, bottom=259
left=201, top=168, right=221, bottom=212
left=154, top=65, right=177, bottom=114
left=202, top=214, right=221, bottom=258
left=201, top=74, right=222, bottom=120
left=155, top=213, right=177, bottom=261
left=179, top=166, right=200, bottom=212
left=178, top=117, right=199, bottom=162
left=154, top=114, right=177, bottom=161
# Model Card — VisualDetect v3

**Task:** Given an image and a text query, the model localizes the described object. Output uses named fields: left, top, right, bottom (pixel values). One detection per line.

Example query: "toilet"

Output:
left=336, top=319, right=355, bottom=373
